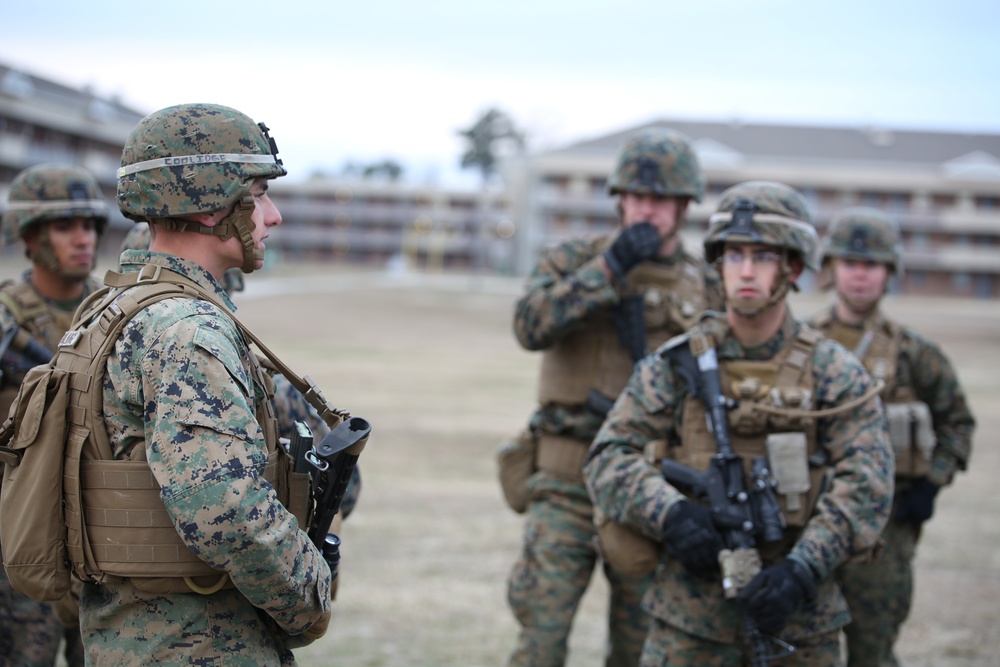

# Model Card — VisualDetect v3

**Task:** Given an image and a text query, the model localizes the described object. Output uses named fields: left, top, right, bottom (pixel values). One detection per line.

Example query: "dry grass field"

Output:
left=230, top=263, right=1000, bottom=667
left=6, top=257, right=996, bottom=666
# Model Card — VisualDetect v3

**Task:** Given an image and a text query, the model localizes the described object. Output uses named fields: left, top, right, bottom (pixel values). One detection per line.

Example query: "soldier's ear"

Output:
left=788, top=256, right=805, bottom=282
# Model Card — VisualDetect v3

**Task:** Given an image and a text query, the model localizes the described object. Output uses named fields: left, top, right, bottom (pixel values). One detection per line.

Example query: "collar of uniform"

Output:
left=118, top=250, right=238, bottom=312
left=717, top=310, right=798, bottom=362
left=828, top=304, right=887, bottom=333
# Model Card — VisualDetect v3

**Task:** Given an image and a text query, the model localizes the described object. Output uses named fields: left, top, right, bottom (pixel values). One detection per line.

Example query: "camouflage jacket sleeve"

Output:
left=788, top=338, right=894, bottom=581
left=109, top=298, right=331, bottom=635
left=513, top=236, right=620, bottom=350
left=584, top=353, right=687, bottom=540
left=898, top=327, right=976, bottom=486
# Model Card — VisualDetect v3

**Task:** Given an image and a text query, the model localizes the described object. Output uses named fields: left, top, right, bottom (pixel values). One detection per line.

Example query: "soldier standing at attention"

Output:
left=1, top=164, right=105, bottom=667
left=809, top=208, right=975, bottom=667
left=73, top=103, right=333, bottom=665
left=585, top=182, right=894, bottom=667
left=501, top=127, right=723, bottom=667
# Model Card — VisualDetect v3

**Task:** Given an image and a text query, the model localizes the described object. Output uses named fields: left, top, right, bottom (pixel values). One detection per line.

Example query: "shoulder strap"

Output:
left=102, top=266, right=348, bottom=427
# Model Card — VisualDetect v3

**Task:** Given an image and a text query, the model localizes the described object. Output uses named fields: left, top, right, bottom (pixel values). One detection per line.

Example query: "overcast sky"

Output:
left=1, top=0, right=997, bottom=187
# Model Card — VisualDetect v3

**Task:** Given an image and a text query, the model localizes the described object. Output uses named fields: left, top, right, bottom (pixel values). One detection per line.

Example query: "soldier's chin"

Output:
left=58, top=264, right=92, bottom=281
left=728, top=296, right=770, bottom=318
left=841, top=293, right=879, bottom=316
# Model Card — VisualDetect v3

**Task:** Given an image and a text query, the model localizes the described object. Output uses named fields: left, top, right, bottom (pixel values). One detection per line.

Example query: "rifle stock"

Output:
left=289, top=416, right=371, bottom=576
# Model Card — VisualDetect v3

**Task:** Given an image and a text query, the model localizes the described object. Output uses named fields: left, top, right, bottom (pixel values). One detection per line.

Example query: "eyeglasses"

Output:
left=721, top=248, right=783, bottom=266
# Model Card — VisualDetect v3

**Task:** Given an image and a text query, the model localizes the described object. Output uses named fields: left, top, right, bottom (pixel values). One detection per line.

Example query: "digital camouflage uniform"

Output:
left=505, top=128, right=723, bottom=667
left=119, top=222, right=362, bottom=520
left=810, top=208, right=975, bottom=667
left=1, top=164, right=106, bottom=667
left=80, top=249, right=332, bottom=666
left=585, top=183, right=895, bottom=667
left=75, top=103, right=333, bottom=666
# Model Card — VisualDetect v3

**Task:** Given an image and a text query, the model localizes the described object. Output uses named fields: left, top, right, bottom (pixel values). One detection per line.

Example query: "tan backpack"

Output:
left=0, top=266, right=345, bottom=600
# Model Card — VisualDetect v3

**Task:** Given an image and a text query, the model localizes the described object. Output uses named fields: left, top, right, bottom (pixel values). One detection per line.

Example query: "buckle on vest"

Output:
left=59, top=330, right=83, bottom=348
left=137, top=264, right=162, bottom=283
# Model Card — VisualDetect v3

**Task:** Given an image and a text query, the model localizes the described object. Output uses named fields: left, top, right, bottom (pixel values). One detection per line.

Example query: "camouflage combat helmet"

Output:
left=820, top=207, right=902, bottom=275
left=117, top=103, right=286, bottom=273
left=704, top=181, right=817, bottom=316
left=120, top=222, right=245, bottom=294
left=2, top=164, right=108, bottom=245
left=704, top=181, right=818, bottom=271
left=607, top=127, right=704, bottom=202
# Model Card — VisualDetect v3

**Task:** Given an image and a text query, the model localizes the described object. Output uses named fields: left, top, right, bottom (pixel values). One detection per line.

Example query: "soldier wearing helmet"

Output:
left=809, top=208, right=975, bottom=667
left=0, top=163, right=106, bottom=667
left=71, top=104, right=336, bottom=665
left=501, top=127, right=723, bottom=667
left=585, top=182, right=894, bottom=666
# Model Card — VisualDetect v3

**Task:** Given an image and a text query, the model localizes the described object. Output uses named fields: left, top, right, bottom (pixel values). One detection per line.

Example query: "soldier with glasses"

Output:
left=585, top=182, right=894, bottom=666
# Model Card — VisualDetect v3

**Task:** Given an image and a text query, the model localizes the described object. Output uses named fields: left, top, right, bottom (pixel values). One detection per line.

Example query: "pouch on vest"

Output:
left=0, top=364, right=72, bottom=601
left=886, top=401, right=935, bottom=478
left=594, top=511, right=660, bottom=576
left=497, top=429, right=537, bottom=513
left=594, top=438, right=667, bottom=576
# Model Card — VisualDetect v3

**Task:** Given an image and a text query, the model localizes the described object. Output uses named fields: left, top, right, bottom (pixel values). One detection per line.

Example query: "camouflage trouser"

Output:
left=640, top=618, right=843, bottom=667
left=0, top=566, right=62, bottom=667
left=506, top=481, right=651, bottom=667
left=836, top=518, right=919, bottom=667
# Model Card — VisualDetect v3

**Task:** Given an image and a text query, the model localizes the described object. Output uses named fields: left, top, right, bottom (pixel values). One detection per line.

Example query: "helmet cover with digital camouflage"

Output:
left=607, top=127, right=704, bottom=203
left=117, top=103, right=286, bottom=273
left=704, top=181, right=817, bottom=316
left=120, top=222, right=245, bottom=294
left=820, top=207, right=902, bottom=276
left=2, top=163, right=108, bottom=278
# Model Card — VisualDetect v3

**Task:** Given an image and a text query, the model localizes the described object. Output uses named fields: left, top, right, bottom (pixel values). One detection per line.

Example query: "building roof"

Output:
left=0, top=62, right=145, bottom=144
left=548, top=117, right=1000, bottom=175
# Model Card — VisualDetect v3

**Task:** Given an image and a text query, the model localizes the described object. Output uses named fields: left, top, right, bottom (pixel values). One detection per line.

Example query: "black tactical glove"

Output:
left=894, top=478, right=940, bottom=524
left=738, top=558, right=817, bottom=636
left=603, top=222, right=661, bottom=279
left=661, top=501, right=724, bottom=578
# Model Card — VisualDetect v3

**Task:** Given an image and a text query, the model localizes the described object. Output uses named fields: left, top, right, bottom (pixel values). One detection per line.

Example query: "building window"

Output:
left=976, top=195, right=1000, bottom=210
left=952, top=272, right=971, bottom=290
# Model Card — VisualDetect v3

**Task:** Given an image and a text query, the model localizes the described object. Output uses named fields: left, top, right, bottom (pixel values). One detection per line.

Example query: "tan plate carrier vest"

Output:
left=816, top=312, right=934, bottom=478
left=59, top=265, right=324, bottom=594
left=672, top=327, right=825, bottom=562
left=534, top=256, right=708, bottom=481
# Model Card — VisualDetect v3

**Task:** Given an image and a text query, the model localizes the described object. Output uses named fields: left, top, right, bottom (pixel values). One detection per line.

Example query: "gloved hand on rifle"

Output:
left=603, top=221, right=661, bottom=280
left=894, top=477, right=939, bottom=524
left=661, top=500, right=724, bottom=578
left=738, top=558, right=817, bottom=636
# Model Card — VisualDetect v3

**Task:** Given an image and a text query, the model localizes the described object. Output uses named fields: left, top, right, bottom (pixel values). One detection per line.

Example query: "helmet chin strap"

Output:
left=151, top=194, right=259, bottom=274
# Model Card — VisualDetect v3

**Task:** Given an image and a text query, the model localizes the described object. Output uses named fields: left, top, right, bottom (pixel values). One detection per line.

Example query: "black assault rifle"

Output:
left=0, top=324, right=54, bottom=384
left=287, top=416, right=371, bottom=577
left=660, top=335, right=791, bottom=667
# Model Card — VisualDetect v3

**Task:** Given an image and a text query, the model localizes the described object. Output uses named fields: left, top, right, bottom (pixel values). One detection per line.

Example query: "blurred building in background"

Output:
left=3, top=60, right=999, bottom=297
left=506, top=120, right=1000, bottom=298
left=0, top=62, right=142, bottom=255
